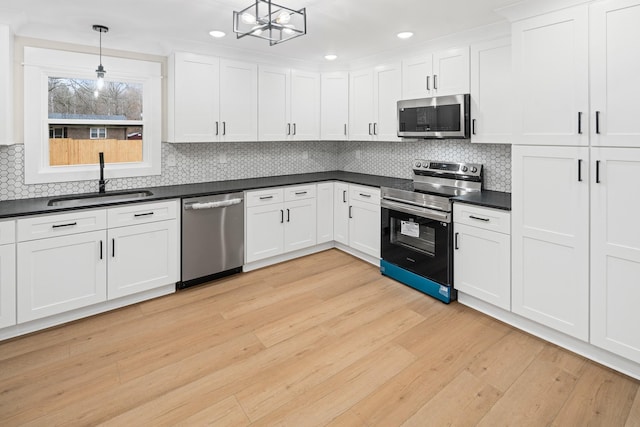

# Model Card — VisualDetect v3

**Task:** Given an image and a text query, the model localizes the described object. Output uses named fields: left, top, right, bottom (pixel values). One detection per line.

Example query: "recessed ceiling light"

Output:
left=209, top=30, right=226, bottom=38
left=397, top=32, right=414, bottom=39
left=324, top=54, right=338, bottom=61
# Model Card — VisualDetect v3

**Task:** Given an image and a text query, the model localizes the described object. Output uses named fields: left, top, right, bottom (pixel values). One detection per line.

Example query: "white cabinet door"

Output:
left=349, top=69, right=374, bottom=140
left=512, top=6, right=589, bottom=146
left=402, top=55, right=433, bottom=100
left=454, top=223, right=511, bottom=310
left=258, top=65, right=290, bottom=141
left=284, top=198, right=317, bottom=253
left=107, top=220, right=178, bottom=300
left=17, top=230, right=107, bottom=322
left=316, top=182, right=334, bottom=244
left=220, top=59, right=258, bottom=142
left=590, top=148, right=640, bottom=363
left=291, top=70, right=320, bottom=141
left=373, top=63, right=402, bottom=141
left=470, top=38, right=512, bottom=144
left=432, top=47, right=470, bottom=96
left=512, top=145, right=590, bottom=340
left=590, top=0, right=640, bottom=148
left=168, top=53, right=219, bottom=143
left=320, top=72, right=349, bottom=140
left=334, top=182, right=350, bottom=245
left=349, top=199, right=380, bottom=259
left=246, top=204, right=285, bottom=263
left=0, top=24, right=13, bottom=146
left=0, top=244, right=16, bottom=328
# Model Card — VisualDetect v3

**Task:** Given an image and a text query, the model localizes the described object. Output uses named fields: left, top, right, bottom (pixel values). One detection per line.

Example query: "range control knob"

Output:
left=461, top=166, right=469, bottom=172
left=415, top=161, right=422, bottom=168
left=471, top=166, right=478, bottom=173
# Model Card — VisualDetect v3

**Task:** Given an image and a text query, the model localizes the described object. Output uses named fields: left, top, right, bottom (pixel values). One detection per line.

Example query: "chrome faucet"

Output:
left=98, top=152, right=107, bottom=193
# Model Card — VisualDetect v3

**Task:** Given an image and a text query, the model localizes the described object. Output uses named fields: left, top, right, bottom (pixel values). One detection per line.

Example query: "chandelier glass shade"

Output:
left=233, top=0, right=307, bottom=46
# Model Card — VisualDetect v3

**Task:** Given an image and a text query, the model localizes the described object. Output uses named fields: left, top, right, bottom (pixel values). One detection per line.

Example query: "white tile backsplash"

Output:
left=0, top=139, right=510, bottom=201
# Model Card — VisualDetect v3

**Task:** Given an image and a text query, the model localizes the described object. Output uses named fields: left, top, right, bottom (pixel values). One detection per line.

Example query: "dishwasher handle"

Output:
left=184, top=198, right=243, bottom=210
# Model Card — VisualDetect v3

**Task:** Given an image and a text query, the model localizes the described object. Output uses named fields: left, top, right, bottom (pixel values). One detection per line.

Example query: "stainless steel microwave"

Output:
left=397, top=94, right=470, bottom=139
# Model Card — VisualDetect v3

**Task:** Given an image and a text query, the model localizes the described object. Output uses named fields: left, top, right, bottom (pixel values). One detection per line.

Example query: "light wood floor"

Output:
left=1, top=249, right=639, bottom=426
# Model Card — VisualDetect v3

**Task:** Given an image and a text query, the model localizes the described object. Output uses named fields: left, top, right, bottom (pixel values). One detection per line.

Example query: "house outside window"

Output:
left=89, top=127, right=107, bottom=139
left=49, top=126, right=67, bottom=138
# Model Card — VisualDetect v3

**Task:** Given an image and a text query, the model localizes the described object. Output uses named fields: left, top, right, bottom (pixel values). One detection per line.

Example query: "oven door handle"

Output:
left=381, top=199, right=451, bottom=222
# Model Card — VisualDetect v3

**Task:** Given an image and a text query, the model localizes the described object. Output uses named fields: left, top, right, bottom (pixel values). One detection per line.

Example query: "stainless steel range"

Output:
left=380, top=160, right=483, bottom=303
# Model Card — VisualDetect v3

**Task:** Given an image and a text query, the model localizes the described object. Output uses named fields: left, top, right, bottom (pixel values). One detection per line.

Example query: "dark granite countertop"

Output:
left=0, top=171, right=511, bottom=218
left=0, top=171, right=412, bottom=219
left=453, top=190, right=511, bottom=211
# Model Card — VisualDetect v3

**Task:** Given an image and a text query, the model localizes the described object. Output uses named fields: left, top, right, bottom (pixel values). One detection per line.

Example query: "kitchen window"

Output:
left=23, top=47, right=161, bottom=184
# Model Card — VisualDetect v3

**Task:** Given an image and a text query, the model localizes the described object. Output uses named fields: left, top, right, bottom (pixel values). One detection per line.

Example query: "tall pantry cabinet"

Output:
left=511, top=0, right=640, bottom=363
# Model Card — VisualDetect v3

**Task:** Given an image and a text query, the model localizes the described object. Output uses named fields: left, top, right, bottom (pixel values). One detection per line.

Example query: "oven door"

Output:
left=381, top=199, right=453, bottom=286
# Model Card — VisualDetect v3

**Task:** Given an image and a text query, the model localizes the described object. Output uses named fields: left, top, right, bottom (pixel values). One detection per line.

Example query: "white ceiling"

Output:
left=0, top=0, right=517, bottom=65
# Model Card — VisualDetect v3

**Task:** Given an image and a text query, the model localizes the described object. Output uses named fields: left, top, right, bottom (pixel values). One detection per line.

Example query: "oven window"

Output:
left=391, top=219, right=436, bottom=256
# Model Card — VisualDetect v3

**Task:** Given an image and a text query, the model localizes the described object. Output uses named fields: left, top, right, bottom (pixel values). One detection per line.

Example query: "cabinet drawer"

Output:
left=284, top=184, right=316, bottom=201
left=0, top=220, right=15, bottom=245
left=246, top=188, right=284, bottom=207
left=108, top=200, right=178, bottom=228
left=349, top=185, right=380, bottom=205
left=17, top=209, right=107, bottom=242
left=454, top=203, right=510, bottom=234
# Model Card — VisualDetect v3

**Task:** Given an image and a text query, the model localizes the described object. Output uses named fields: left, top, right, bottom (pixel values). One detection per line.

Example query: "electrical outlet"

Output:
left=219, top=152, right=227, bottom=164
left=355, top=150, right=362, bottom=159
left=166, top=154, right=176, bottom=167
left=302, top=151, right=308, bottom=159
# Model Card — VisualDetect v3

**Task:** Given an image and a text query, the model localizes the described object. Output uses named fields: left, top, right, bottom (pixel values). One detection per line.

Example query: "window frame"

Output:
left=23, top=47, right=161, bottom=184
left=89, top=127, right=107, bottom=139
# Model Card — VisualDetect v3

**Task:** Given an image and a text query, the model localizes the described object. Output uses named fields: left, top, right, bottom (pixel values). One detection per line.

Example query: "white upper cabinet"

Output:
left=168, top=54, right=257, bottom=142
left=350, top=63, right=401, bottom=141
left=402, top=47, right=470, bottom=99
left=219, top=59, right=258, bottom=142
left=320, top=72, right=349, bottom=141
left=0, top=24, right=13, bottom=146
left=290, top=70, right=321, bottom=141
left=432, top=47, right=470, bottom=96
left=258, top=66, right=320, bottom=141
left=512, top=6, right=590, bottom=146
left=470, top=38, right=512, bottom=144
left=258, top=65, right=290, bottom=141
left=402, top=56, right=434, bottom=99
left=349, top=69, right=375, bottom=140
left=590, top=0, right=640, bottom=147
left=168, top=53, right=220, bottom=143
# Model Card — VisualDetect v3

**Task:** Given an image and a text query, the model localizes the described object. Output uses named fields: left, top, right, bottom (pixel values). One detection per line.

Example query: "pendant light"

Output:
left=93, top=24, right=108, bottom=94
left=233, top=0, right=306, bottom=46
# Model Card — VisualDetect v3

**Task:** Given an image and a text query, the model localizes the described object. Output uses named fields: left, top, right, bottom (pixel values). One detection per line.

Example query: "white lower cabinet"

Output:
left=15, top=200, right=179, bottom=324
left=512, top=145, right=590, bottom=341
left=107, top=220, right=179, bottom=300
left=454, top=204, right=511, bottom=311
left=0, top=221, right=16, bottom=328
left=316, top=182, right=334, bottom=244
left=334, top=184, right=381, bottom=259
left=245, top=185, right=317, bottom=263
left=590, top=148, right=640, bottom=363
left=17, top=230, right=107, bottom=322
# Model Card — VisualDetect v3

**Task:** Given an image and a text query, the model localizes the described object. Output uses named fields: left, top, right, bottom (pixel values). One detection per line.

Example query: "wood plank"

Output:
left=401, top=370, right=502, bottom=427
left=476, top=358, right=578, bottom=426
left=174, top=396, right=250, bottom=427
left=627, top=388, right=640, bottom=427
left=248, top=343, right=417, bottom=426
left=552, top=362, right=639, bottom=426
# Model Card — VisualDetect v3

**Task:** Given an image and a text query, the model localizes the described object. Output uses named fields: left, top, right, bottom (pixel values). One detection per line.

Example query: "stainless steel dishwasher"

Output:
left=179, top=192, right=244, bottom=289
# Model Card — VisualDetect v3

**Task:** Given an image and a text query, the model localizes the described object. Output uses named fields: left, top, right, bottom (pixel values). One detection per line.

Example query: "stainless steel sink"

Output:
left=47, top=190, right=154, bottom=207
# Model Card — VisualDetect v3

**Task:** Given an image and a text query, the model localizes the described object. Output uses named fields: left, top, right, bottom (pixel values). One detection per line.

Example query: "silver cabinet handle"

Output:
left=112, top=238, right=115, bottom=257
left=295, top=191, right=307, bottom=195
left=280, top=209, right=284, bottom=223
left=260, top=195, right=273, bottom=200
left=344, top=124, right=347, bottom=135
left=359, top=193, right=371, bottom=198
left=286, top=208, right=290, bottom=222
left=215, top=121, right=219, bottom=136
left=348, top=205, right=353, bottom=218
left=472, top=119, right=476, bottom=135
left=134, top=212, right=154, bottom=217
left=368, top=123, right=372, bottom=135
left=293, top=123, right=296, bottom=135
left=343, top=190, right=347, bottom=203
left=596, top=111, right=601, bottom=134
left=454, top=232, right=459, bottom=250
left=469, top=215, right=490, bottom=222
left=578, top=159, right=583, bottom=182
left=373, top=123, right=378, bottom=135
left=578, top=112, right=583, bottom=134
left=99, top=240, right=103, bottom=260
left=596, top=160, right=601, bottom=184
left=433, top=74, right=438, bottom=90
left=287, top=123, right=291, bottom=135
left=222, top=122, right=226, bottom=135
left=426, top=75, right=430, bottom=91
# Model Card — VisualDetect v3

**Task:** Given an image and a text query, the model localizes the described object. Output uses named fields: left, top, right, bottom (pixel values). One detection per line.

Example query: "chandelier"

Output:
left=233, top=0, right=307, bottom=46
